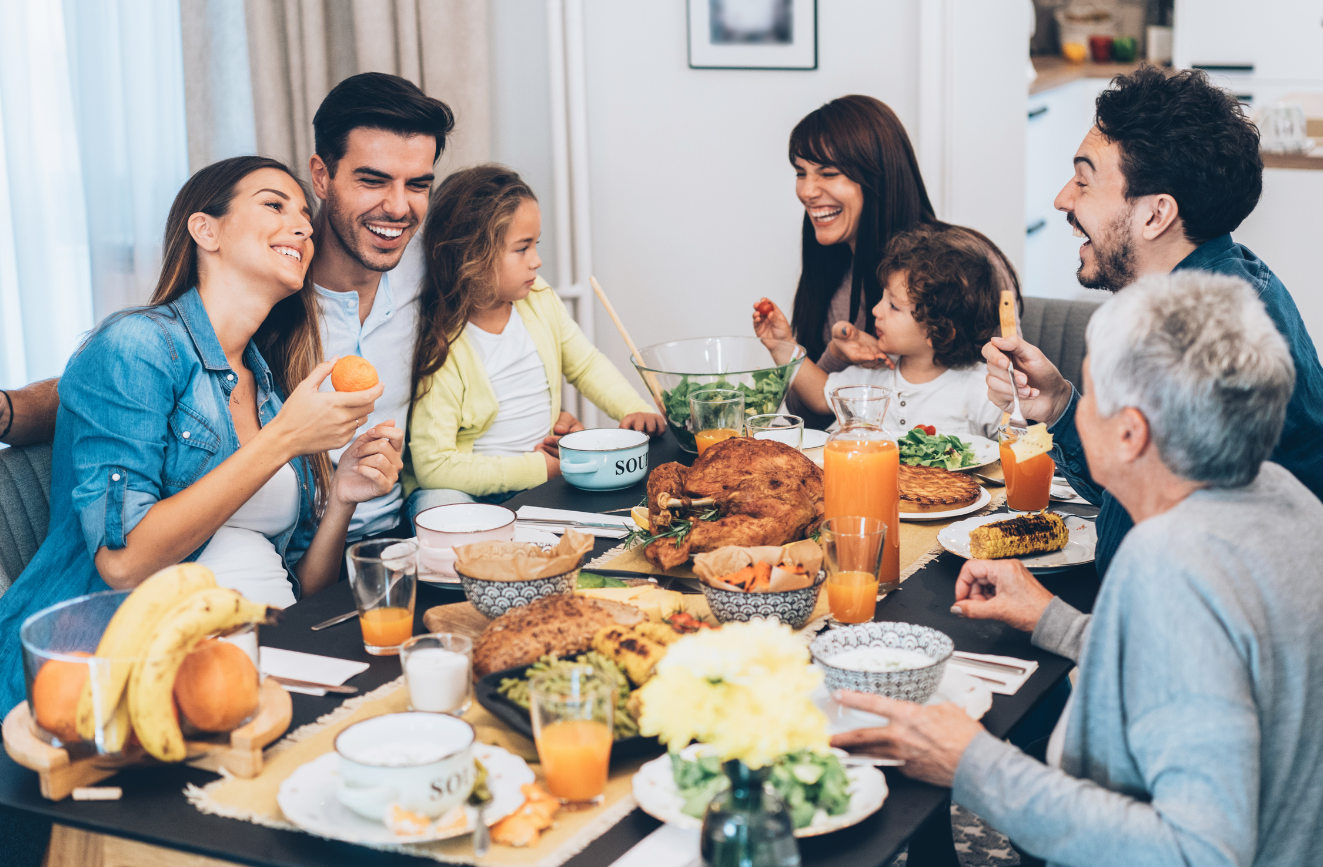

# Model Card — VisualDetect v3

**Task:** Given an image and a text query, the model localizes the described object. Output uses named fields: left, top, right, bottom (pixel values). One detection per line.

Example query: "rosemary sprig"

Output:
left=624, top=505, right=721, bottom=549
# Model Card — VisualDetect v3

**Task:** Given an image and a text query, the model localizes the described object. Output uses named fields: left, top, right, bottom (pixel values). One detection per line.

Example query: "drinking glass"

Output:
left=530, top=665, right=614, bottom=809
left=821, top=516, right=887, bottom=623
left=401, top=633, right=472, bottom=715
left=998, top=424, right=1054, bottom=512
left=346, top=538, right=417, bottom=656
left=689, top=389, right=745, bottom=457
left=745, top=413, right=804, bottom=449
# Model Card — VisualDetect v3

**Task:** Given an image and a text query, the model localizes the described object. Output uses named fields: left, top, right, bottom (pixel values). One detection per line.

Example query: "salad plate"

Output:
left=898, top=429, right=1000, bottom=473
left=276, top=743, right=534, bottom=845
left=937, top=512, right=1096, bottom=573
left=632, top=745, right=887, bottom=838
left=899, top=487, right=992, bottom=522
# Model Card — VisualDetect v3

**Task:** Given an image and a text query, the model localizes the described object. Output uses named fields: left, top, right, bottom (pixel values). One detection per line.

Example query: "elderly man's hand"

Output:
left=953, top=559, right=1055, bottom=632
left=830, top=694, right=983, bottom=788
left=983, top=335, right=1073, bottom=426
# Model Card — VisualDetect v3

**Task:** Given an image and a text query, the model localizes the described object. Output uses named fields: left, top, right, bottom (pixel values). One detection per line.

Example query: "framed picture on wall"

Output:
left=687, top=0, right=817, bottom=70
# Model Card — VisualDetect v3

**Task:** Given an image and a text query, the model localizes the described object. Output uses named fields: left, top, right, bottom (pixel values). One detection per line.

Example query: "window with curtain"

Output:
left=0, top=0, right=189, bottom=389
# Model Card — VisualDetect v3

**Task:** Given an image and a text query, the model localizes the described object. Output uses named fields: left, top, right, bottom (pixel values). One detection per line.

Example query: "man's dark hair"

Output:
left=313, top=72, right=455, bottom=174
left=1095, top=66, right=1262, bottom=246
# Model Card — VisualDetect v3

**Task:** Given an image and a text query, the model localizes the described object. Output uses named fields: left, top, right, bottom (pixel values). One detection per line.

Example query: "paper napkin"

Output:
left=260, top=647, right=370, bottom=696
left=946, top=652, right=1039, bottom=696
left=609, top=824, right=700, bottom=867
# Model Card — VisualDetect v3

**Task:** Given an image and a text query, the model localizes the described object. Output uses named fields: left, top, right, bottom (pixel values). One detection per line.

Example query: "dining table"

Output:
left=0, top=434, right=1101, bottom=867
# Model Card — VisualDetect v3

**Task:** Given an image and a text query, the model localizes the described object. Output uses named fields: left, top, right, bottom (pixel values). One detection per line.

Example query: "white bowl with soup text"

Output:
left=557, top=428, right=650, bottom=491
left=334, top=712, right=476, bottom=822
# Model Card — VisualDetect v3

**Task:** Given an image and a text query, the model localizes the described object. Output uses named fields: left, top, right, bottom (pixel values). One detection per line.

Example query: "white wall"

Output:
left=488, top=1, right=1029, bottom=404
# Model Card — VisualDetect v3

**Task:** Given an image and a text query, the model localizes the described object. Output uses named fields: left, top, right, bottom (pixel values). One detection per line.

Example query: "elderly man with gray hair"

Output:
left=832, top=270, right=1323, bottom=866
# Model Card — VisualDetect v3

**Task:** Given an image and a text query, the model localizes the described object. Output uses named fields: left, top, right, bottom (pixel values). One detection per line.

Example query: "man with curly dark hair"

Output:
left=983, top=65, right=1323, bottom=581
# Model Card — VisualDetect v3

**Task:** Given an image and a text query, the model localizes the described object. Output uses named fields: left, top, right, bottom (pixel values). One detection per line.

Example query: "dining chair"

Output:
left=1019, top=295, right=1101, bottom=391
left=0, top=442, right=53, bottom=597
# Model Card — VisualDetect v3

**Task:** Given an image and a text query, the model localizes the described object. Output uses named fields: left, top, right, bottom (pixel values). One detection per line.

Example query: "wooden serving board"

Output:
left=3, top=677, right=292, bottom=800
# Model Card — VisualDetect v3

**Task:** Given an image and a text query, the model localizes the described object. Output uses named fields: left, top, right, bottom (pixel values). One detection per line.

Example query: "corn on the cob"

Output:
left=969, top=513, right=1069, bottom=559
left=592, top=626, right=667, bottom=686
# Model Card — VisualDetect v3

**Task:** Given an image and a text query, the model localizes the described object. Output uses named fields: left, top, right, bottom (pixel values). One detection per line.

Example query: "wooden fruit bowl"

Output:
left=2, top=677, right=292, bottom=800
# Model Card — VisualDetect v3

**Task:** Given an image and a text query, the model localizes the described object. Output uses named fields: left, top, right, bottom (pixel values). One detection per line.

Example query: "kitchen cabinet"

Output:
left=1174, top=0, right=1323, bottom=82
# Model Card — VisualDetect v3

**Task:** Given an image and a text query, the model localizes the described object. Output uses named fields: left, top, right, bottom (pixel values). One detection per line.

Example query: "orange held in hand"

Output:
left=331, top=355, right=379, bottom=392
left=172, top=639, right=261, bottom=733
left=32, top=652, right=91, bottom=743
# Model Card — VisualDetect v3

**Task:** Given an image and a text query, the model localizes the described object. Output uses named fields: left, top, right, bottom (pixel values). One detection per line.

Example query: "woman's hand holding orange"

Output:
left=332, top=420, right=404, bottom=506
left=268, top=359, right=383, bottom=457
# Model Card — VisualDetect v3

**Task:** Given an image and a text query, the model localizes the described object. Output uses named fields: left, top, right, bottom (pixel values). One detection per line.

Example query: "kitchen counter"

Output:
left=1262, top=150, right=1323, bottom=170
left=1031, top=56, right=1150, bottom=95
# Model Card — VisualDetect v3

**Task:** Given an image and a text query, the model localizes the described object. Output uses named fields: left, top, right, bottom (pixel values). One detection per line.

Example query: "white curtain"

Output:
left=0, top=0, right=189, bottom=388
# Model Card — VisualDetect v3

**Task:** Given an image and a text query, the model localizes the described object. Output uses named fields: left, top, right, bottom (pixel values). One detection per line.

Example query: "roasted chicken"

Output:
left=644, top=437, right=824, bottom=570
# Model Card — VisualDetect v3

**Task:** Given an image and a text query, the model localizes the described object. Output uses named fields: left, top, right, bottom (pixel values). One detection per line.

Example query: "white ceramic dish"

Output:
left=899, top=487, right=992, bottom=522
left=414, top=503, right=517, bottom=550
left=937, top=512, right=1097, bottom=573
left=943, top=433, right=999, bottom=473
left=811, top=665, right=992, bottom=735
left=801, top=429, right=830, bottom=449
left=277, top=742, right=533, bottom=846
left=632, top=744, right=887, bottom=838
left=417, top=528, right=559, bottom=585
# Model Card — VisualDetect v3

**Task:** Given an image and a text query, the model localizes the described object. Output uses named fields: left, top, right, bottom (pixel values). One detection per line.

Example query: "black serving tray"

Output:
left=474, top=664, right=665, bottom=761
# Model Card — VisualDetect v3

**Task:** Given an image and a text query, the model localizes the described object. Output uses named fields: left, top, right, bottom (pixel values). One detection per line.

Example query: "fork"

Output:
left=1004, top=360, right=1029, bottom=434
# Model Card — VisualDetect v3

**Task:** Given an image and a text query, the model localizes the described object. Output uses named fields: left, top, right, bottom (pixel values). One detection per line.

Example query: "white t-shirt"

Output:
left=466, top=308, right=553, bottom=456
left=194, top=463, right=299, bottom=608
left=315, top=240, right=424, bottom=540
left=823, top=362, right=1002, bottom=439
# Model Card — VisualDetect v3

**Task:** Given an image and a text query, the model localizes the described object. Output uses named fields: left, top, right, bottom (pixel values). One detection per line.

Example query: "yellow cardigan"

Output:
left=405, top=278, right=653, bottom=497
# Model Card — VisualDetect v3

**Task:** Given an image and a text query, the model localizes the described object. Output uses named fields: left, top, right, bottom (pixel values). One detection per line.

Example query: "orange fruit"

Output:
left=172, top=640, right=260, bottom=733
left=330, top=355, right=379, bottom=392
left=32, top=651, right=91, bottom=744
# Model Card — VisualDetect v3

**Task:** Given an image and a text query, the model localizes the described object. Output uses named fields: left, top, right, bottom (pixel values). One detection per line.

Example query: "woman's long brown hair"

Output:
left=789, top=95, right=938, bottom=363
left=410, top=165, right=536, bottom=410
left=151, top=155, right=332, bottom=513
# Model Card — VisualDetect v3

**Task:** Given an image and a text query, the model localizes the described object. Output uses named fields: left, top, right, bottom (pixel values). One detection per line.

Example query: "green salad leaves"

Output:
left=671, top=750, right=851, bottom=829
left=661, top=368, right=791, bottom=449
left=898, top=428, right=978, bottom=470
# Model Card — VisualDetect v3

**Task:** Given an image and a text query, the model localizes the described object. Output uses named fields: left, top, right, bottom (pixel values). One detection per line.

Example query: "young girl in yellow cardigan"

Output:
left=405, top=165, right=663, bottom=518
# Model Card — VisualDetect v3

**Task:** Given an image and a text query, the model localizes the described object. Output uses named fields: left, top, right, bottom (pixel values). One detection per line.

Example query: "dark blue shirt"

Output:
left=1050, top=234, right=1323, bottom=578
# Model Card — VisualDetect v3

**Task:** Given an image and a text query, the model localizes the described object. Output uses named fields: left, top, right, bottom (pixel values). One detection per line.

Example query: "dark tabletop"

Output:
left=0, top=433, right=1100, bottom=867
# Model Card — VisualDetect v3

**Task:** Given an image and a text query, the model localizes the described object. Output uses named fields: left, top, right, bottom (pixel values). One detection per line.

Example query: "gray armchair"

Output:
left=0, top=443, right=53, bottom=595
left=1020, top=296, right=1101, bottom=392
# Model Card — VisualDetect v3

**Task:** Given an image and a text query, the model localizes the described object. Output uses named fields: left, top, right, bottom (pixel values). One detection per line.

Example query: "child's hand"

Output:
left=540, top=411, right=586, bottom=452
left=752, top=298, right=792, bottom=349
left=541, top=448, right=561, bottom=479
left=620, top=412, right=666, bottom=437
left=828, top=323, right=894, bottom=370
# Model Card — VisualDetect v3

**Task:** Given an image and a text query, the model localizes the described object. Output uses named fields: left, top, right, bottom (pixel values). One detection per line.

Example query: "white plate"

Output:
left=937, top=512, right=1096, bottom=573
left=810, top=665, right=993, bottom=734
left=896, top=433, right=999, bottom=474
left=632, top=745, right=887, bottom=838
left=801, top=429, right=830, bottom=449
left=899, top=487, right=992, bottom=523
left=277, top=742, right=534, bottom=845
left=418, top=528, right=560, bottom=585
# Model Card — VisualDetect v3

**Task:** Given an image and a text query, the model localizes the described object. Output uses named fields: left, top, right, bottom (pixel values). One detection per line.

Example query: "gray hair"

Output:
left=1085, top=271, right=1295, bottom=487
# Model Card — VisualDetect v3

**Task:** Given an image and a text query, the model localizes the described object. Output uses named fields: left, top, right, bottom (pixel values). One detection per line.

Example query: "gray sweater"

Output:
left=953, top=462, right=1323, bottom=866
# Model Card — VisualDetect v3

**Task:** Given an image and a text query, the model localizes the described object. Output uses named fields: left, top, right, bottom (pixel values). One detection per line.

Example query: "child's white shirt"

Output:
left=465, top=308, right=553, bottom=456
left=822, top=360, right=1002, bottom=439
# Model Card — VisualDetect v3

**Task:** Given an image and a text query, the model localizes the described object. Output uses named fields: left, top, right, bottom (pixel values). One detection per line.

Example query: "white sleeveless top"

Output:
left=466, top=308, right=553, bottom=456
left=194, top=463, right=300, bottom=608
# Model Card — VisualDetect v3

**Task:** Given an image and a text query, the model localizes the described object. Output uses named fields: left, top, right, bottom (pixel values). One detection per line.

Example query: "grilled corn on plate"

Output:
left=969, top=512, right=1069, bottom=559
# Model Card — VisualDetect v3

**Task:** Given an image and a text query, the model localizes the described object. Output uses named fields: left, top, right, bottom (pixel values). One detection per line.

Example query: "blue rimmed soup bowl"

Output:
left=557, top=428, right=650, bottom=491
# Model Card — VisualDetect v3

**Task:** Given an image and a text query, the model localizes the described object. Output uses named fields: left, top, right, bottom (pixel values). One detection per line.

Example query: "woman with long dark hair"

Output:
left=0, top=156, right=402, bottom=710
left=753, top=95, right=1017, bottom=427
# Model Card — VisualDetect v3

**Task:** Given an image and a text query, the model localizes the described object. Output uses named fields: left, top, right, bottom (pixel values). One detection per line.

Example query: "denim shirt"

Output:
left=0, top=287, right=317, bottom=712
left=1049, top=235, right=1323, bottom=578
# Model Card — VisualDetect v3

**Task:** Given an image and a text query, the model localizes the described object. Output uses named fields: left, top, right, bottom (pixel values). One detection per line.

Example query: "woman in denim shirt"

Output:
left=0, top=156, right=403, bottom=712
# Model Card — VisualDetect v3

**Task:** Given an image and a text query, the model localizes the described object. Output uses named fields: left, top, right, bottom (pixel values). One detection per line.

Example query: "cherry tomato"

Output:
left=924, top=424, right=937, bottom=436
left=755, top=299, right=775, bottom=317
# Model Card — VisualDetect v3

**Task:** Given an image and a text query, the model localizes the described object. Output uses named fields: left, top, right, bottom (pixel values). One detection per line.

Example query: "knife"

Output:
left=311, top=610, right=358, bottom=631
left=515, top=517, right=632, bottom=530
left=951, top=652, right=1029, bottom=676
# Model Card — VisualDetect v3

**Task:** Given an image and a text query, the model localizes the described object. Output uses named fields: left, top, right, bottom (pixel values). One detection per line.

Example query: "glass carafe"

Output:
left=824, top=385, right=900, bottom=588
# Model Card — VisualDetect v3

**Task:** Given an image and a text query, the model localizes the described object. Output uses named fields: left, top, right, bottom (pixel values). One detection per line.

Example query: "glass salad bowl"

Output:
left=632, top=337, right=806, bottom=453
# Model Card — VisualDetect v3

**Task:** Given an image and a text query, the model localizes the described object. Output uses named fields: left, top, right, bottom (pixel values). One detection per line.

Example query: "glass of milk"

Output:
left=400, top=633, right=473, bottom=715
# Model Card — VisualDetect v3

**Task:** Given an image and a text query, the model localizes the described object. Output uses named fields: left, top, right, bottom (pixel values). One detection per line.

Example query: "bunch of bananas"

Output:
left=74, top=564, right=274, bottom=761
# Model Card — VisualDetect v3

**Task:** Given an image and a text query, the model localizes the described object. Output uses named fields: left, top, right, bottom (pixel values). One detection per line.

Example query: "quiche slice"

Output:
left=899, top=464, right=982, bottom=513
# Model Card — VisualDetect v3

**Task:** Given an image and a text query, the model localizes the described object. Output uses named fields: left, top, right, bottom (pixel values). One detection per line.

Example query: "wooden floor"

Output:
left=43, top=824, right=243, bottom=867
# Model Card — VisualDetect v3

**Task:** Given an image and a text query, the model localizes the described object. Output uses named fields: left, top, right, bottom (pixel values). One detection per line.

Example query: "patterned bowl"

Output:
left=457, top=567, right=580, bottom=619
left=810, top=622, right=954, bottom=703
left=700, top=571, right=826, bottom=630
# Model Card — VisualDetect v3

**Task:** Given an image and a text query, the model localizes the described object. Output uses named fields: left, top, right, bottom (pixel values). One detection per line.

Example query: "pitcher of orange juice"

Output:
left=823, top=386, right=900, bottom=588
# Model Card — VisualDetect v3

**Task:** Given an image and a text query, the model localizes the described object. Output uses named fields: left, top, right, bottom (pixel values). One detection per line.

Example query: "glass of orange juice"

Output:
left=821, top=516, right=887, bottom=623
left=998, top=425, right=1055, bottom=512
left=689, top=389, right=744, bottom=457
left=530, top=665, right=614, bottom=809
left=346, top=538, right=418, bottom=656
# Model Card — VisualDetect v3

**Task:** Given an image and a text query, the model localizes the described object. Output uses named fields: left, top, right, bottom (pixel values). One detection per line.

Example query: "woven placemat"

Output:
left=185, top=677, right=649, bottom=866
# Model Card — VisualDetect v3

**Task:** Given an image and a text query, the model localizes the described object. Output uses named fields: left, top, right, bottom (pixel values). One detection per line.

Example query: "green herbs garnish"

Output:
left=577, top=572, right=628, bottom=589
left=671, top=750, right=852, bottom=829
left=661, top=368, right=792, bottom=451
left=623, top=506, right=721, bottom=550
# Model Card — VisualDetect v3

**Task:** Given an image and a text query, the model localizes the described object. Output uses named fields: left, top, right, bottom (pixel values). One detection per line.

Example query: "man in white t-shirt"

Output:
left=305, top=73, right=454, bottom=549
